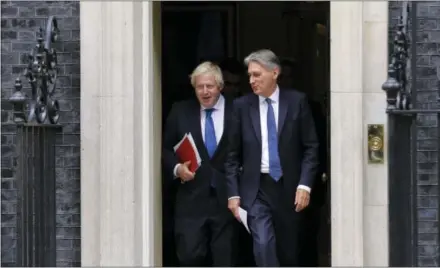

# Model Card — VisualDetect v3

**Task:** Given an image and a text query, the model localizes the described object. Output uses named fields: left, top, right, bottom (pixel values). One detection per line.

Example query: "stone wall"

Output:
left=389, top=1, right=440, bottom=266
left=1, top=1, right=80, bottom=266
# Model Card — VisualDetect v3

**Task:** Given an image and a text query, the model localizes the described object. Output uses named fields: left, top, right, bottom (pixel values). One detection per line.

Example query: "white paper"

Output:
left=238, top=207, right=250, bottom=234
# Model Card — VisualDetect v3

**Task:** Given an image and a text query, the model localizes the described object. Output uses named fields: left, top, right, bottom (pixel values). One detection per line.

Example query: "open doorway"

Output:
left=160, top=1, right=330, bottom=266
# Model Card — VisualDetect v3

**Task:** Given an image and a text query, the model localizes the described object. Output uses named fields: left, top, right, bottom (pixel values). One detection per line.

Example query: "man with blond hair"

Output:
left=162, top=61, right=237, bottom=266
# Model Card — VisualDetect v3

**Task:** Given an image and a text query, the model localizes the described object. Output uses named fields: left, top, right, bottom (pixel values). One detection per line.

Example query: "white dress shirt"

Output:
left=258, top=86, right=310, bottom=193
left=228, top=86, right=310, bottom=200
left=173, top=95, right=225, bottom=177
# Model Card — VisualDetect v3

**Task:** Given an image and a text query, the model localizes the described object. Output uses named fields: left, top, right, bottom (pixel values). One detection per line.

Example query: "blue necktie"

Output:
left=204, top=108, right=217, bottom=158
left=266, top=98, right=282, bottom=181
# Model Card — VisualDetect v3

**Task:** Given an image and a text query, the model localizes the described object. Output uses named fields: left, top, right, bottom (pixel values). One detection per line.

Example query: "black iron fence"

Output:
left=383, top=2, right=440, bottom=266
left=8, top=16, right=61, bottom=267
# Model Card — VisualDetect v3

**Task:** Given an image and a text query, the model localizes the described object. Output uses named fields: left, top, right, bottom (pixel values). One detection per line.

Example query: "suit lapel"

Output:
left=278, top=89, right=289, bottom=137
left=249, top=94, right=262, bottom=144
left=211, top=97, right=232, bottom=159
left=187, top=101, right=209, bottom=161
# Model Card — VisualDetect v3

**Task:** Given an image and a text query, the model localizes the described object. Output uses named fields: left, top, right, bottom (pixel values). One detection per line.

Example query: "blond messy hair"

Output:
left=190, top=61, right=224, bottom=88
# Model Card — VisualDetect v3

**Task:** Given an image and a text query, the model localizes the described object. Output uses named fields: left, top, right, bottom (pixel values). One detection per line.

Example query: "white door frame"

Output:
left=79, top=1, right=389, bottom=266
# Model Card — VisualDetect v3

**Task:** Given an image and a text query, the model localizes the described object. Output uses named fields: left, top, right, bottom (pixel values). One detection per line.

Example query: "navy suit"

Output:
left=163, top=97, right=237, bottom=266
left=225, top=89, right=319, bottom=266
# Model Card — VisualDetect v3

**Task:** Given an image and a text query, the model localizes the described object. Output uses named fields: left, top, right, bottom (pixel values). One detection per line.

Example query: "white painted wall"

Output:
left=330, top=1, right=389, bottom=266
left=80, top=2, right=162, bottom=266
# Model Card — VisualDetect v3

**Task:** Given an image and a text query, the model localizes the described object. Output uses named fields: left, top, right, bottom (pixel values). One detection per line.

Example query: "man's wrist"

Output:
left=297, top=184, right=311, bottom=193
left=173, top=163, right=181, bottom=179
left=228, top=196, right=240, bottom=200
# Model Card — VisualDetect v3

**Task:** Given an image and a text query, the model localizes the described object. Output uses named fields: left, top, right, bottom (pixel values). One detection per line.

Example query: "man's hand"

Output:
left=228, top=198, right=241, bottom=222
left=294, top=188, right=310, bottom=212
left=176, top=161, right=195, bottom=182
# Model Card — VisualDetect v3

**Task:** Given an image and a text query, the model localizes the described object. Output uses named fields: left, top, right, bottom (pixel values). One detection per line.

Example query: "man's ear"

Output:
left=273, top=67, right=280, bottom=80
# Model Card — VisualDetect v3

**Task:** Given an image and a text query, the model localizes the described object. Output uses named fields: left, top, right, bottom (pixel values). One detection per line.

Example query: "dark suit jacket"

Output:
left=225, top=89, right=319, bottom=209
left=162, top=96, right=233, bottom=217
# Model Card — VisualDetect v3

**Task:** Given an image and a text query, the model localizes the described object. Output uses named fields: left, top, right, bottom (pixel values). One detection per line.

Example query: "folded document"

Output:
left=238, top=207, right=250, bottom=234
left=173, top=133, right=202, bottom=173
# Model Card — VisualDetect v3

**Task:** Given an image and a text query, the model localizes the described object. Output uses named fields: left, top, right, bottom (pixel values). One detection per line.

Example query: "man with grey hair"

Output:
left=163, top=61, right=237, bottom=266
left=225, top=49, right=319, bottom=266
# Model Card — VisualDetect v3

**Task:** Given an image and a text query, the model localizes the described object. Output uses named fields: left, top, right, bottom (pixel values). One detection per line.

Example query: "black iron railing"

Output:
left=8, top=16, right=61, bottom=267
left=383, top=2, right=440, bottom=266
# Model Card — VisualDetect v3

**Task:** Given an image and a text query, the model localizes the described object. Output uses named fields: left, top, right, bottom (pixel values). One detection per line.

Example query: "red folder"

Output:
left=173, top=133, right=202, bottom=173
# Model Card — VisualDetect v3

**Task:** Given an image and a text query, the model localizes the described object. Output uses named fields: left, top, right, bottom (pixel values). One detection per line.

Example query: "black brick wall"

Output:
left=1, top=1, right=80, bottom=266
left=415, top=2, right=440, bottom=266
left=390, top=1, right=440, bottom=266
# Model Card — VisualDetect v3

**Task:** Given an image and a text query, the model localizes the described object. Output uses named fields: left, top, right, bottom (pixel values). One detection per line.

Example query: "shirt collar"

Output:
left=259, top=85, right=280, bottom=104
left=201, top=94, right=225, bottom=111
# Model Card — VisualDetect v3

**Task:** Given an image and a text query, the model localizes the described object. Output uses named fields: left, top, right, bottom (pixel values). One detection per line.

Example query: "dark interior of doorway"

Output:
left=160, top=1, right=330, bottom=266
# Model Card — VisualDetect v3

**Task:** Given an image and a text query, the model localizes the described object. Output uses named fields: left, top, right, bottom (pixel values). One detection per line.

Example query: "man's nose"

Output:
left=249, top=76, right=255, bottom=84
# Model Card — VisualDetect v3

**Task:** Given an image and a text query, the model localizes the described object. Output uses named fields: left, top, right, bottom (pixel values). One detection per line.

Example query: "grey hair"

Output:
left=244, top=49, right=281, bottom=71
